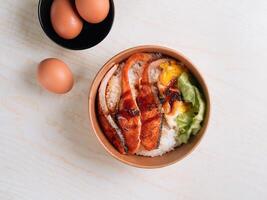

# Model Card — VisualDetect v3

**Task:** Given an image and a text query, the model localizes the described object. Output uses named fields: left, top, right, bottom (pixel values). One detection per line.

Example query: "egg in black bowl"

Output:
left=38, top=0, right=114, bottom=50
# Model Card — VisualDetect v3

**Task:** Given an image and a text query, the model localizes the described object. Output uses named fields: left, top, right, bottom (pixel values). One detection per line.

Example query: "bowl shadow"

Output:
left=55, top=67, right=128, bottom=171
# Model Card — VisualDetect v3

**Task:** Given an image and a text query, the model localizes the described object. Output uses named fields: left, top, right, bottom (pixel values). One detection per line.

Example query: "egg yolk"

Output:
left=163, top=101, right=191, bottom=115
left=159, top=61, right=183, bottom=86
left=177, top=101, right=190, bottom=113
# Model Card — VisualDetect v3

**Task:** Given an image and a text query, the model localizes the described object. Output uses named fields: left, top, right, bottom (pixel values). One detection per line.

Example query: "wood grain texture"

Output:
left=0, top=0, right=267, bottom=199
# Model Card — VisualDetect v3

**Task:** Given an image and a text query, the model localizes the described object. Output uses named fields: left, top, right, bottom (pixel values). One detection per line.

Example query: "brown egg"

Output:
left=50, top=0, right=83, bottom=39
left=38, top=58, right=74, bottom=94
left=75, top=0, right=110, bottom=24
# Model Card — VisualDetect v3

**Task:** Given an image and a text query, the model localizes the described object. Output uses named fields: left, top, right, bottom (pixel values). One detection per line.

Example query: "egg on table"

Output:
left=75, top=0, right=110, bottom=24
left=37, top=58, right=74, bottom=94
left=50, top=0, right=83, bottom=39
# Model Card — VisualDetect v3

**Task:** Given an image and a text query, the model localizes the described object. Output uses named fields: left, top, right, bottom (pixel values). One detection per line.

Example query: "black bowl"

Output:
left=38, top=0, right=114, bottom=50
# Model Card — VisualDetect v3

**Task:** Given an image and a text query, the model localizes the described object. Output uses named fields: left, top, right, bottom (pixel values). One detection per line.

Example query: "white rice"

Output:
left=106, top=64, right=123, bottom=113
left=136, top=124, right=180, bottom=157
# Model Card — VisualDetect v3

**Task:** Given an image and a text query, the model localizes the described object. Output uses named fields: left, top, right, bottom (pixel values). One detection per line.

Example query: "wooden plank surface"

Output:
left=0, top=0, right=267, bottom=199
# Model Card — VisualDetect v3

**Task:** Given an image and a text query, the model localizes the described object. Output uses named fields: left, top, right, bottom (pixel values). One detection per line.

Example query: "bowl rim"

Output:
left=88, top=45, right=211, bottom=168
left=37, top=0, right=115, bottom=50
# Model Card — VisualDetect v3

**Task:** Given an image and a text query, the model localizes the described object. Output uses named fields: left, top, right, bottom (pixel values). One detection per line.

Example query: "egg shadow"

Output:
left=18, top=60, right=43, bottom=95
left=20, top=58, right=123, bottom=171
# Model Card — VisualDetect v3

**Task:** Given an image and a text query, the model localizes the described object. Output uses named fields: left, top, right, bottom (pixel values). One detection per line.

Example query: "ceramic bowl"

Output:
left=88, top=45, right=210, bottom=168
left=38, top=0, right=114, bottom=50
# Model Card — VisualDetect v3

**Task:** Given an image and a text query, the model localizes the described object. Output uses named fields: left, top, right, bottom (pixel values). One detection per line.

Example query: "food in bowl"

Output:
left=97, top=52, right=206, bottom=157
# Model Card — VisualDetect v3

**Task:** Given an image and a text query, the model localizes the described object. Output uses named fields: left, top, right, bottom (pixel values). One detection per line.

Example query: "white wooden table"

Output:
left=1, top=0, right=267, bottom=199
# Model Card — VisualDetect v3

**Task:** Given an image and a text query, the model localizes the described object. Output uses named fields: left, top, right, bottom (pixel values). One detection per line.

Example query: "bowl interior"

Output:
left=38, top=0, right=114, bottom=50
left=89, top=46, right=210, bottom=168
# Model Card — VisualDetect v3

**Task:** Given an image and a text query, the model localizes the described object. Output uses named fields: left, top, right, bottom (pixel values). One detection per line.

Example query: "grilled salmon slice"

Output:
left=137, top=59, right=170, bottom=150
left=98, top=65, right=127, bottom=154
left=117, top=53, right=156, bottom=154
